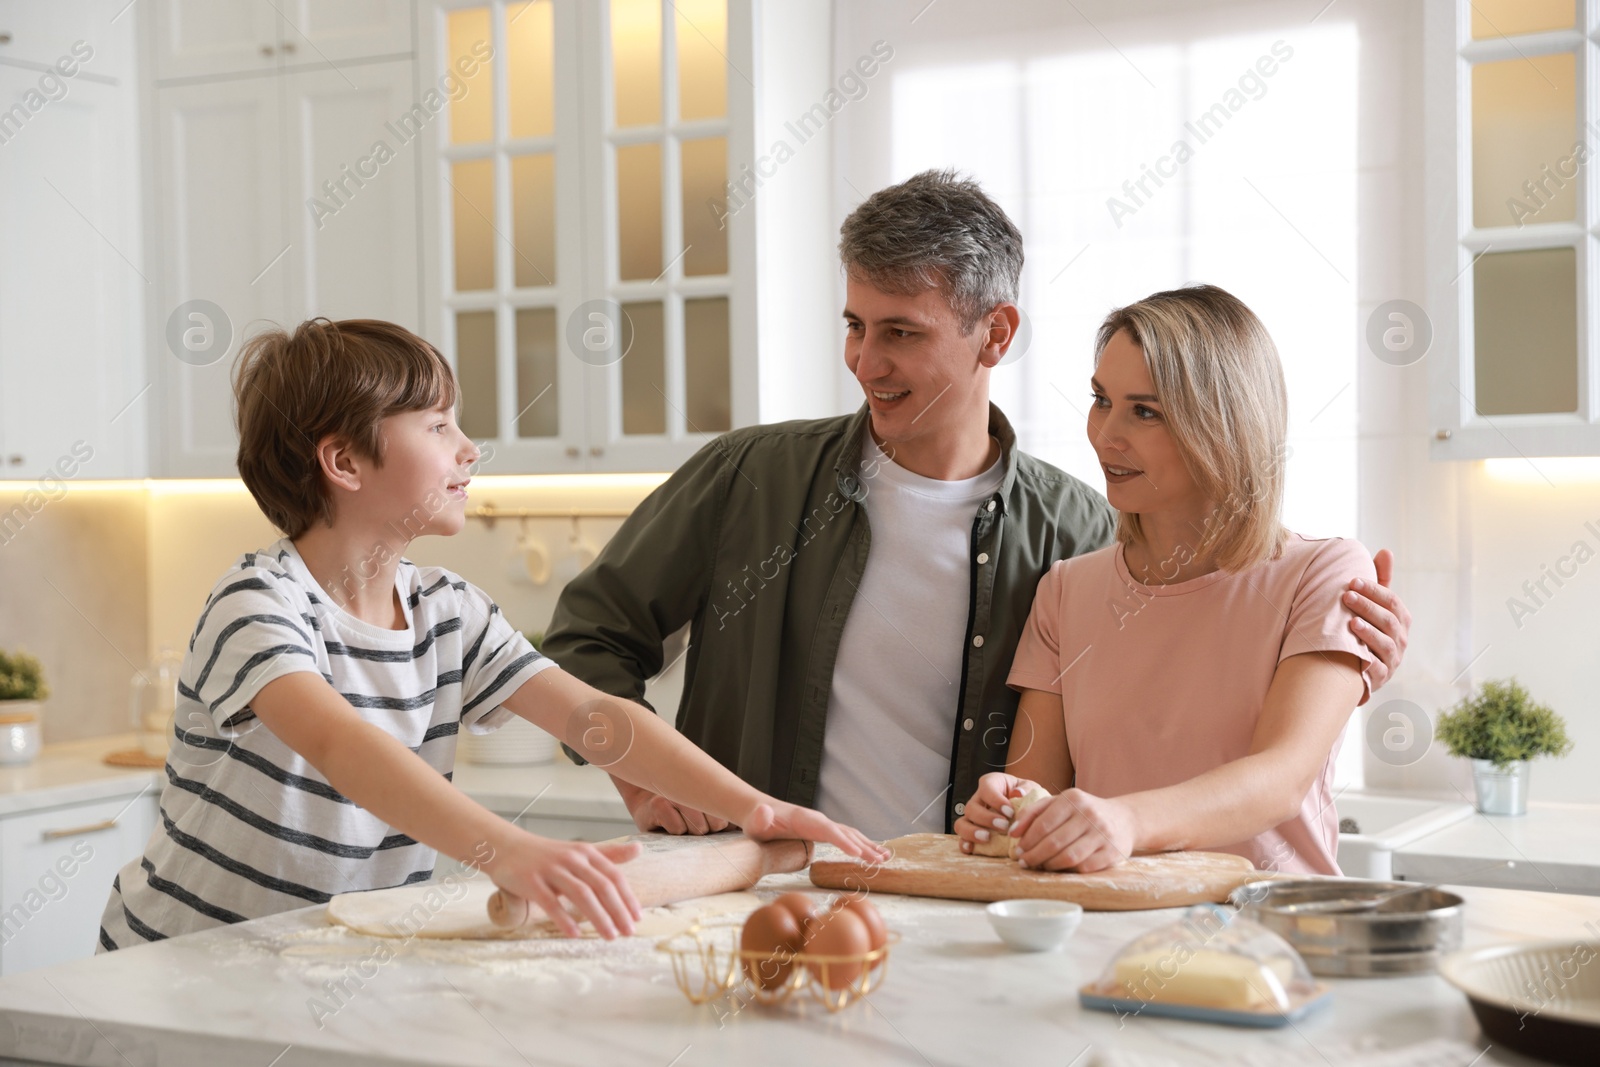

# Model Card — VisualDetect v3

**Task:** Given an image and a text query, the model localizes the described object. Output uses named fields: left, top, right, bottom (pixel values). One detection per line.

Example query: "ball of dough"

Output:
left=972, top=786, right=1050, bottom=859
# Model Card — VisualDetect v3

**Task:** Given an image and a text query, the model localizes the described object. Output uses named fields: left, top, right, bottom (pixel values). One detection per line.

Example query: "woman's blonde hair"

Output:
left=1094, top=284, right=1288, bottom=573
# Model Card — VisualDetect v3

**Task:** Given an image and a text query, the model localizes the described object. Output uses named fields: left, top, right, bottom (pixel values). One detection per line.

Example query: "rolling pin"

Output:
left=487, top=834, right=814, bottom=930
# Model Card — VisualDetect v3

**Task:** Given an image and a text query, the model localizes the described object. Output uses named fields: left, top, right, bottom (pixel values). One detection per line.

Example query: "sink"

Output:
left=1335, top=793, right=1474, bottom=880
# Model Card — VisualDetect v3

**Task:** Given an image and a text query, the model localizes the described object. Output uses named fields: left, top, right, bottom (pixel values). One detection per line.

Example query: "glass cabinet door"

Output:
left=439, top=1, right=581, bottom=471
left=428, top=0, right=750, bottom=473
left=1429, top=1, right=1596, bottom=457
left=592, top=0, right=735, bottom=470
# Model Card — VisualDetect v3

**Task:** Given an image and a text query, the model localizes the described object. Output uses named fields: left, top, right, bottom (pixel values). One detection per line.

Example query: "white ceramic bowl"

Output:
left=986, top=899, right=1084, bottom=952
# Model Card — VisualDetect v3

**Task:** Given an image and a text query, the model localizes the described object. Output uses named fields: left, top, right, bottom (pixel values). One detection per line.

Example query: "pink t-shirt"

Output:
left=1006, top=533, right=1376, bottom=876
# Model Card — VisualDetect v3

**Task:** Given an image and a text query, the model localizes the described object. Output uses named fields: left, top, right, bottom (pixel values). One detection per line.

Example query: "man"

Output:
left=543, top=169, right=1411, bottom=841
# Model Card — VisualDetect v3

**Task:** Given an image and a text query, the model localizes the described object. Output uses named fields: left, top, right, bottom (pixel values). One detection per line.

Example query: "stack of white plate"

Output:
left=459, top=715, right=560, bottom=765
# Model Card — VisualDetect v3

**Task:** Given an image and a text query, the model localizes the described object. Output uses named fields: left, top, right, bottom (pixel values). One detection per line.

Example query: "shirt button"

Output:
left=954, top=802, right=966, bottom=815
left=972, top=635, right=985, bottom=648
left=986, top=500, right=996, bottom=512
left=976, top=552, right=989, bottom=565
left=963, top=718, right=974, bottom=730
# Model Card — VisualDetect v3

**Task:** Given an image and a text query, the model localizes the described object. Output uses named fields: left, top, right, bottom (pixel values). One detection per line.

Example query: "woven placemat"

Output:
left=103, top=749, right=166, bottom=769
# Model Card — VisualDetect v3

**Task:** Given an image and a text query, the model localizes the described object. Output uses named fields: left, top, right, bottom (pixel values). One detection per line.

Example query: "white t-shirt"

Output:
left=98, top=539, right=553, bottom=950
left=813, top=430, right=1004, bottom=841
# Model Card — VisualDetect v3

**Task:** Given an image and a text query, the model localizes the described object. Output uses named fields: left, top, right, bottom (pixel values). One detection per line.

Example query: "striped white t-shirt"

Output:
left=98, top=539, right=554, bottom=950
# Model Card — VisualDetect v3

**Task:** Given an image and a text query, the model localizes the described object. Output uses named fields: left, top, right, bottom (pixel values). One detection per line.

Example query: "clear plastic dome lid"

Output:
left=1088, top=905, right=1319, bottom=1014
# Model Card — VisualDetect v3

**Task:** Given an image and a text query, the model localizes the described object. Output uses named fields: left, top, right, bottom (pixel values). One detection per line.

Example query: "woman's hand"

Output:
left=954, top=772, right=1040, bottom=855
left=1009, top=788, right=1137, bottom=872
left=485, top=832, right=644, bottom=939
left=742, top=800, right=890, bottom=863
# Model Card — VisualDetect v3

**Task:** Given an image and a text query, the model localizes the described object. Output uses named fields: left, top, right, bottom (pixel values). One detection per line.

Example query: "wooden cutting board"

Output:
left=809, top=834, right=1259, bottom=911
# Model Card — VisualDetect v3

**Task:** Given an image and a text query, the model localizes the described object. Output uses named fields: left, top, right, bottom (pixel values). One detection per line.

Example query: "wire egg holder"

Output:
left=656, top=925, right=901, bottom=1012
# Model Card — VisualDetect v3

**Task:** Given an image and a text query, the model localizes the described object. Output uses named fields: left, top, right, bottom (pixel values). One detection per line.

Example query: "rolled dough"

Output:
left=326, top=876, right=759, bottom=941
left=972, top=786, right=1050, bottom=859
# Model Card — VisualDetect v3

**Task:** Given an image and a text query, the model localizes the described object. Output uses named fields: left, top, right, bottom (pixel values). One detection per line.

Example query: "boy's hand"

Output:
left=613, top=777, right=731, bottom=835
left=486, top=834, right=645, bottom=939
left=742, top=801, right=889, bottom=863
left=954, top=772, right=1038, bottom=853
left=1008, top=788, right=1136, bottom=873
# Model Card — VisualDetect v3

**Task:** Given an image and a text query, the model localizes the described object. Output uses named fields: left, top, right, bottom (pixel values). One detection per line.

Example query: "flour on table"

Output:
left=326, top=875, right=759, bottom=941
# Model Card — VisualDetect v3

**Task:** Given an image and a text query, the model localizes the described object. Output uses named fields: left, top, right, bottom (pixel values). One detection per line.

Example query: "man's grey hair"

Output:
left=838, top=168, right=1024, bottom=333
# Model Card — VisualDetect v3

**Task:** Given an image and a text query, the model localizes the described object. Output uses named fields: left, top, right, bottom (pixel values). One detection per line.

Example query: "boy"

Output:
left=99, top=318, right=883, bottom=951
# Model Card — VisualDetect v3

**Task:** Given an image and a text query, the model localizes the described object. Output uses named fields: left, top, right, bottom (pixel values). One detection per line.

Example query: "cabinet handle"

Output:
left=0, top=33, right=12, bottom=45
left=6, top=455, right=22, bottom=467
left=261, top=44, right=275, bottom=56
left=589, top=446, right=604, bottom=457
left=280, top=41, right=296, bottom=54
left=41, top=818, right=119, bottom=841
left=564, top=447, right=580, bottom=459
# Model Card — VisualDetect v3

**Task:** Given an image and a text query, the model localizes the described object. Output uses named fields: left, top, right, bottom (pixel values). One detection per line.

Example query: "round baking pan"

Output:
left=1441, top=940, right=1600, bottom=1067
left=1230, top=879, right=1464, bottom=977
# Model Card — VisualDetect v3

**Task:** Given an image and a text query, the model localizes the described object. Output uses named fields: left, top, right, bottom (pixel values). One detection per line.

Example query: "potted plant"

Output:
left=1436, top=678, right=1572, bottom=816
left=0, top=648, right=48, bottom=766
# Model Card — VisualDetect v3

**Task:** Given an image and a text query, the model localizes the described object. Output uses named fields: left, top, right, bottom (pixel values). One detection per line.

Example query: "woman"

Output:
left=955, top=284, right=1371, bottom=876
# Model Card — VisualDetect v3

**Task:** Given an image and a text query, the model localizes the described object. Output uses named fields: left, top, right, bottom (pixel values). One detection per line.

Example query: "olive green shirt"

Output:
left=543, top=404, right=1115, bottom=832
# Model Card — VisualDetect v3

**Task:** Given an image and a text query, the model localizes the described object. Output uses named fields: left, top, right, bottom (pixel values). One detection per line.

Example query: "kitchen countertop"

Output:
left=0, top=735, right=160, bottom=817
left=0, top=870, right=1593, bottom=1067
left=450, top=759, right=630, bottom=823
left=0, top=734, right=630, bottom=823
left=1393, top=800, right=1600, bottom=895
left=9, top=738, right=1600, bottom=898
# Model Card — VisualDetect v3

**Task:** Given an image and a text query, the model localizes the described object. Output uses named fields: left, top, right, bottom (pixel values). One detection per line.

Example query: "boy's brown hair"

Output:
left=233, top=318, right=458, bottom=538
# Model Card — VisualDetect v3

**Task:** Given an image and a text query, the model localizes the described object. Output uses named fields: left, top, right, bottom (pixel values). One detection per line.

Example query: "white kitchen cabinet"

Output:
left=286, top=0, right=415, bottom=68
left=1424, top=0, right=1600, bottom=459
left=0, top=1, right=98, bottom=68
left=150, top=0, right=280, bottom=81
left=416, top=0, right=761, bottom=474
left=147, top=12, right=420, bottom=476
left=152, top=0, right=412, bottom=81
left=153, top=75, right=288, bottom=477
left=285, top=61, right=423, bottom=331
left=143, top=0, right=832, bottom=477
left=0, top=9, right=146, bottom=480
left=0, top=788, right=158, bottom=976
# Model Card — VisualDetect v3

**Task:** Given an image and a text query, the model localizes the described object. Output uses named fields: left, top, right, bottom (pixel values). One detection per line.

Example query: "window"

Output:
left=888, top=22, right=1360, bottom=540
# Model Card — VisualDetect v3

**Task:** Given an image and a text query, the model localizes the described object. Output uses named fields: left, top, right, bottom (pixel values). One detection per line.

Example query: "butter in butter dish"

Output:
left=1079, top=904, right=1331, bottom=1028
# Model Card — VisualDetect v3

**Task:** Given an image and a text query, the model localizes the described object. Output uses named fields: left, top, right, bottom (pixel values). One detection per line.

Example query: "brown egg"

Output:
left=834, top=896, right=888, bottom=952
left=740, top=904, right=804, bottom=990
left=770, top=891, right=823, bottom=934
left=803, top=906, right=871, bottom=989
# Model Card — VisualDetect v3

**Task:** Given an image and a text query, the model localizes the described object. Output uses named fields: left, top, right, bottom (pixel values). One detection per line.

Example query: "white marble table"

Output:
left=0, top=873, right=1594, bottom=1067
